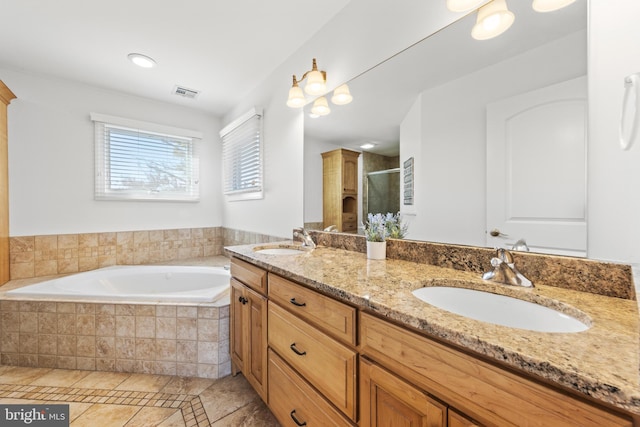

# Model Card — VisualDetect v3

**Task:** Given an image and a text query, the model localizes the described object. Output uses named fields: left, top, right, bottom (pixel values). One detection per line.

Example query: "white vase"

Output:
left=366, top=241, right=387, bottom=260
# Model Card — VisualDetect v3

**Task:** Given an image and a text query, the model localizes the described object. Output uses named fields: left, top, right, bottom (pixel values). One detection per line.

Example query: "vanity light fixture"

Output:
left=286, top=58, right=353, bottom=114
left=448, top=0, right=576, bottom=40
left=311, top=96, right=331, bottom=116
left=471, top=0, right=515, bottom=40
left=532, top=0, right=576, bottom=12
left=127, top=53, right=157, bottom=68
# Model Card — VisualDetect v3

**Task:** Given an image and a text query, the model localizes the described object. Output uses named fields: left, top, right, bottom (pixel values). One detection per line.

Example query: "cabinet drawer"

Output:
left=268, top=274, right=356, bottom=346
left=360, top=312, right=632, bottom=427
left=268, top=303, right=357, bottom=421
left=342, top=213, right=356, bottom=222
left=230, top=257, right=267, bottom=295
left=342, top=221, right=357, bottom=232
left=268, top=349, right=353, bottom=427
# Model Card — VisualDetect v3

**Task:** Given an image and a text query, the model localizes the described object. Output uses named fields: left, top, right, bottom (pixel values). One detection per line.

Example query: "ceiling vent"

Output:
left=173, top=85, right=200, bottom=99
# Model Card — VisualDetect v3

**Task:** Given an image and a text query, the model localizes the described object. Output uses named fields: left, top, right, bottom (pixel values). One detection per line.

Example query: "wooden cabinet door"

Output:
left=360, top=357, right=446, bottom=427
left=230, top=278, right=268, bottom=402
left=342, top=154, right=358, bottom=194
left=230, top=278, right=246, bottom=375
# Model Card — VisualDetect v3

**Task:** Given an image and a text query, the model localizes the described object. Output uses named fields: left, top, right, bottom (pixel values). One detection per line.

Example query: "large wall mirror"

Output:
left=304, top=1, right=587, bottom=257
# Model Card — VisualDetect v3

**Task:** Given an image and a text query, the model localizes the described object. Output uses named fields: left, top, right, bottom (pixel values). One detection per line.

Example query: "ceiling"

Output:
left=303, top=0, right=587, bottom=156
left=0, top=0, right=350, bottom=116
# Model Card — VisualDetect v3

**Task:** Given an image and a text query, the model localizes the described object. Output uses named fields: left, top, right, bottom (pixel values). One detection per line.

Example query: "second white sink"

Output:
left=412, top=286, right=589, bottom=333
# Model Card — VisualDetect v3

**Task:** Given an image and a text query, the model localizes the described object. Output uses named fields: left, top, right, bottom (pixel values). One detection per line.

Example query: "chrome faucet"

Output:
left=293, top=227, right=317, bottom=249
left=482, top=248, right=533, bottom=288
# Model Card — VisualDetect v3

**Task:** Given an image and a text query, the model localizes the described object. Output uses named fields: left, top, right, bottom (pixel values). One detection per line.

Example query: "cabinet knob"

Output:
left=238, top=296, right=248, bottom=305
left=290, top=410, right=307, bottom=426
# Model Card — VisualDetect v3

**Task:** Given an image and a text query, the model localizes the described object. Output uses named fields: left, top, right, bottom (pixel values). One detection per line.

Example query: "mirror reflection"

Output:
left=304, top=1, right=587, bottom=256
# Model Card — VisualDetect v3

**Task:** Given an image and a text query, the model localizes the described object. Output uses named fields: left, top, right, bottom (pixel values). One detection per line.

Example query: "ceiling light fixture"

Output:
left=360, top=142, right=376, bottom=150
left=471, top=0, right=515, bottom=40
left=532, top=0, right=576, bottom=12
left=286, top=58, right=353, bottom=115
left=127, top=53, right=157, bottom=68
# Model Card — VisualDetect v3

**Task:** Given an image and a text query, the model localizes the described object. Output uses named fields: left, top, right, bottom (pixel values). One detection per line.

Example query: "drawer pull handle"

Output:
left=289, top=298, right=306, bottom=307
left=290, top=410, right=307, bottom=426
left=290, top=343, right=307, bottom=356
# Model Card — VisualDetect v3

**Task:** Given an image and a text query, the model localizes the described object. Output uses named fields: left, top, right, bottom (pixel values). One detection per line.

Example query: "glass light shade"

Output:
left=286, top=85, right=306, bottom=108
left=127, top=53, right=157, bottom=68
left=305, top=69, right=326, bottom=95
left=532, top=0, right=576, bottom=12
left=471, top=0, right=515, bottom=40
left=446, top=0, right=486, bottom=12
left=311, top=97, right=331, bottom=116
left=331, top=84, right=353, bottom=105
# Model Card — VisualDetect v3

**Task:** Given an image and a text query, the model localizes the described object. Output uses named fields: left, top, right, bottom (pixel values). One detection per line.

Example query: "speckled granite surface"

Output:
left=225, top=242, right=640, bottom=416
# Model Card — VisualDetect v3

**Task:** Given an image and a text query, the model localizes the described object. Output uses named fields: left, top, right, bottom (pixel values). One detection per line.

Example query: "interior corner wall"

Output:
left=304, top=136, right=344, bottom=225
left=3, top=68, right=222, bottom=236
left=587, top=0, right=640, bottom=264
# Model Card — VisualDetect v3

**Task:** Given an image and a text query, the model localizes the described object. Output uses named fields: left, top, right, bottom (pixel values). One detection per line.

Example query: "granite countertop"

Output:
left=226, top=242, right=640, bottom=416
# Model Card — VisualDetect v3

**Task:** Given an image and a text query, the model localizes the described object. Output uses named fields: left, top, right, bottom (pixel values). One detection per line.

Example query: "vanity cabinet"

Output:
left=322, top=148, right=360, bottom=233
left=359, top=312, right=633, bottom=427
left=268, top=273, right=358, bottom=422
left=0, top=81, right=15, bottom=286
left=230, top=258, right=268, bottom=401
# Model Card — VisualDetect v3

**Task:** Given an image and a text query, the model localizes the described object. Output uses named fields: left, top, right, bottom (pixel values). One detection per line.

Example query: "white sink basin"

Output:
left=412, top=286, right=589, bottom=333
left=253, top=245, right=310, bottom=255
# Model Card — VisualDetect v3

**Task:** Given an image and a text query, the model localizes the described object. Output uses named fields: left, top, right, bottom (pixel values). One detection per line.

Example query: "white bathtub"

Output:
left=5, top=265, right=230, bottom=305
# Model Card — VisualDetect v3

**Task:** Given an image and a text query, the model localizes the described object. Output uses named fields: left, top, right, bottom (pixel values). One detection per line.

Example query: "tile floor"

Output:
left=0, top=365, right=280, bottom=426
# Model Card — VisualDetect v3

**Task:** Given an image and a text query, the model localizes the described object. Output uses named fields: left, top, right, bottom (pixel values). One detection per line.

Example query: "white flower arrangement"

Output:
left=363, top=212, right=408, bottom=242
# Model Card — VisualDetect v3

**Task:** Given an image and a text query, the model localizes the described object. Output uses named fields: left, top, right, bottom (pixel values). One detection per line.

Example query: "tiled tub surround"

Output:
left=0, top=300, right=230, bottom=379
left=0, top=256, right=232, bottom=379
left=226, top=238, right=640, bottom=417
left=8, top=226, right=288, bottom=281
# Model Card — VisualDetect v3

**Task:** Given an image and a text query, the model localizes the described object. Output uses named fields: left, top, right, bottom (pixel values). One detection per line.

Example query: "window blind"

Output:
left=221, top=108, right=263, bottom=198
left=93, top=119, right=200, bottom=201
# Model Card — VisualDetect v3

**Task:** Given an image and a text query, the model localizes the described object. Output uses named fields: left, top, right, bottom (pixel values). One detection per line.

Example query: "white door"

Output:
left=486, top=77, right=587, bottom=256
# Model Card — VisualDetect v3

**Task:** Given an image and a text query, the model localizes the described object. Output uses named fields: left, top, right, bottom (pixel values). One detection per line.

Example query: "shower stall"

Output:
left=365, top=168, right=400, bottom=216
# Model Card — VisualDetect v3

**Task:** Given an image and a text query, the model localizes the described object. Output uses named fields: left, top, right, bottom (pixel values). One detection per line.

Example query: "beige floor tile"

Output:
left=70, top=403, right=140, bottom=427
left=123, top=407, right=179, bottom=427
left=200, top=374, right=258, bottom=423
left=30, top=368, right=91, bottom=387
left=157, top=409, right=187, bottom=427
left=161, top=376, right=216, bottom=395
left=70, top=371, right=131, bottom=390
left=0, top=366, right=52, bottom=384
left=65, top=402, right=94, bottom=422
left=210, top=398, right=279, bottom=426
left=115, top=373, right=172, bottom=392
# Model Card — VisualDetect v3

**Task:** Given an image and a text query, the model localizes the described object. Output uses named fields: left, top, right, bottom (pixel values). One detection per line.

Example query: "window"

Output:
left=220, top=108, right=263, bottom=200
left=91, top=113, right=202, bottom=201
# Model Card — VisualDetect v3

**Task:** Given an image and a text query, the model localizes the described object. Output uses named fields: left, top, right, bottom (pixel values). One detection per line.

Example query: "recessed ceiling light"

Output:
left=127, top=53, right=157, bottom=68
left=360, top=142, right=375, bottom=149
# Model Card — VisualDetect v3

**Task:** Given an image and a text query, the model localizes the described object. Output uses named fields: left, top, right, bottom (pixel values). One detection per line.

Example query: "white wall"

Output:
left=3, top=67, right=222, bottom=236
left=304, top=136, right=343, bottom=224
left=221, top=0, right=466, bottom=239
left=399, top=32, right=586, bottom=246
left=588, top=0, right=640, bottom=264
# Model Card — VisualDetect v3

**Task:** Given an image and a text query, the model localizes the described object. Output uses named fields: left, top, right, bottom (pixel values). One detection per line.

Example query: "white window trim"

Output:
left=220, top=107, right=264, bottom=201
left=91, top=113, right=202, bottom=202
